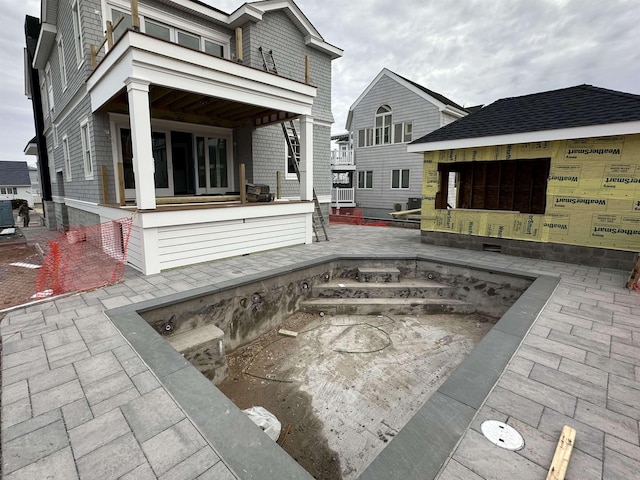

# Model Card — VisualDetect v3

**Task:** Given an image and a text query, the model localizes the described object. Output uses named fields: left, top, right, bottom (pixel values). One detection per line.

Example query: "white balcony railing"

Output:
left=331, top=149, right=354, bottom=166
left=331, top=187, right=355, bottom=204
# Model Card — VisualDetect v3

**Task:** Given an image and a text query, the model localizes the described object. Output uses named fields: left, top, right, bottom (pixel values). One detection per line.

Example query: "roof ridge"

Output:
left=389, top=70, right=467, bottom=112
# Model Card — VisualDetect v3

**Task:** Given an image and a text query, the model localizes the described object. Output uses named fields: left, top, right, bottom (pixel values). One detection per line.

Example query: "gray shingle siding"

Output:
left=350, top=74, right=441, bottom=215
left=35, top=1, right=335, bottom=220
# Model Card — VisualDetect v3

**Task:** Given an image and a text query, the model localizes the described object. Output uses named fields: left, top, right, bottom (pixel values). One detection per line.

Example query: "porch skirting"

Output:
left=100, top=202, right=314, bottom=274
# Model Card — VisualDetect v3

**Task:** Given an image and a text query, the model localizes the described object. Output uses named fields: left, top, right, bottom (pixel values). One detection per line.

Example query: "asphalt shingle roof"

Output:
left=411, top=85, right=640, bottom=145
left=394, top=72, right=468, bottom=112
left=0, top=161, right=31, bottom=186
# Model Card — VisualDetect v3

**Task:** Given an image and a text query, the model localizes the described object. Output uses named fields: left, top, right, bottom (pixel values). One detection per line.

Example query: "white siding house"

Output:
left=25, top=0, right=342, bottom=274
left=344, top=68, right=468, bottom=219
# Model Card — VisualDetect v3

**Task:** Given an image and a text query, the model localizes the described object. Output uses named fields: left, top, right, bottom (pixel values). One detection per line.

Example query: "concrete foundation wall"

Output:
left=421, top=230, right=638, bottom=269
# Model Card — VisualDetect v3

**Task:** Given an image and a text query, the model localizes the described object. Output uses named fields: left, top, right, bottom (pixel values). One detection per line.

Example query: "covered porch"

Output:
left=87, top=29, right=318, bottom=274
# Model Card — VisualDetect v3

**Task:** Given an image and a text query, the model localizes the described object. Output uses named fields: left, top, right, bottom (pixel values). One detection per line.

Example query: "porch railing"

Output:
left=330, top=150, right=354, bottom=166
left=331, top=187, right=355, bottom=204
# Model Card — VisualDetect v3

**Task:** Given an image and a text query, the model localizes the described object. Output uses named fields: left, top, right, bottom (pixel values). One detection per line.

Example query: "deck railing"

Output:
left=330, top=150, right=354, bottom=166
left=331, top=187, right=355, bottom=204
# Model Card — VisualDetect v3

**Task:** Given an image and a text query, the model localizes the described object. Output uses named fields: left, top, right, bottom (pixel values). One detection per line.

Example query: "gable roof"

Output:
left=408, top=85, right=640, bottom=152
left=346, top=68, right=468, bottom=130
left=0, top=161, right=31, bottom=186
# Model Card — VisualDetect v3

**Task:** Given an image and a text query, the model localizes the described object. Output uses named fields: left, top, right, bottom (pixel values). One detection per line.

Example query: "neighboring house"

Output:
left=343, top=68, right=468, bottom=218
left=408, top=84, right=640, bottom=268
left=0, top=161, right=33, bottom=207
left=25, top=0, right=342, bottom=274
left=24, top=138, right=43, bottom=205
left=330, top=132, right=355, bottom=208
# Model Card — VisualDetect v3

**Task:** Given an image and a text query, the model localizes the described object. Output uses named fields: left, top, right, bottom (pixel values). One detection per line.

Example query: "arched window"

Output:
left=375, top=105, right=392, bottom=145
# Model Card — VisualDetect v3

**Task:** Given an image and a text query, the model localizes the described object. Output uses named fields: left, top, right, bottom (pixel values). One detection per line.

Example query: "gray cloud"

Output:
left=2, top=0, right=639, bottom=163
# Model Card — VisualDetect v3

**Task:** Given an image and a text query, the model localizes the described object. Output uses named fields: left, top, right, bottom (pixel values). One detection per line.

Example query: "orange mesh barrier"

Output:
left=35, top=217, right=133, bottom=297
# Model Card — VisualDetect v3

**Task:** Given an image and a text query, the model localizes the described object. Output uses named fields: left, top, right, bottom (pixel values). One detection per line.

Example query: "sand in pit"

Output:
left=218, top=311, right=496, bottom=479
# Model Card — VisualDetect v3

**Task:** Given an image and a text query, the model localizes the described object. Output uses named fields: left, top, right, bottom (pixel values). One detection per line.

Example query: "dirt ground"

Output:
left=0, top=243, right=41, bottom=310
left=218, top=311, right=495, bottom=480
left=219, top=312, right=342, bottom=480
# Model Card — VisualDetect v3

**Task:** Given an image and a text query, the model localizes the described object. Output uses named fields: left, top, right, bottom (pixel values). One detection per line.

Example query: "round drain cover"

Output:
left=480, top=420, right=524, bottom=451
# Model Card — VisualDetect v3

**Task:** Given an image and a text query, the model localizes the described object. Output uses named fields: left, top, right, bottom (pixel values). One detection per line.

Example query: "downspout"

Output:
left=25, top=15, right=52, bottom=204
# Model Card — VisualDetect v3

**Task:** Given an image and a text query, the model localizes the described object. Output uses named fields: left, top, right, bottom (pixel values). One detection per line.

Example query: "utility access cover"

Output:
left=481, top=420, right=525, bottom=451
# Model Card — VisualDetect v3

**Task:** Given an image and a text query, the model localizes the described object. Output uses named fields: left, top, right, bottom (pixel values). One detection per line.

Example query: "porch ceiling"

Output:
left=87, top=30, right=316, bottom=128
left=99, top=85, right=298, bottom=128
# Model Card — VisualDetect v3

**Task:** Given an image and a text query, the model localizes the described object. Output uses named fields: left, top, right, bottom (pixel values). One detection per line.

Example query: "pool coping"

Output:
left=105, top=253, right=559, bottom=480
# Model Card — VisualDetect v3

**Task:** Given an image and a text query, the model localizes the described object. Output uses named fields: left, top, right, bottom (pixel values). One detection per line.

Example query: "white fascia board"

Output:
left=345, top=110, right=353, bottom=131
left=406, top=121, right=640, bottom=153
left=65, top=197, right=100, bottom=215
left=228, top=4, right=263, bottom=27
left=442, top=105, right=467, bottom=118
left=304, top=35, right=343, bottom=59
left=138, top=201, right=313, bottom=228
left=88, top=33, right=316, bottom=114
left=161, top=0, right=229, bottom=23
left=24, top=142, right=38, bottom=156
left=33, top=22, right=57, bottom=69
left=252, top=0, right=321, bottom=37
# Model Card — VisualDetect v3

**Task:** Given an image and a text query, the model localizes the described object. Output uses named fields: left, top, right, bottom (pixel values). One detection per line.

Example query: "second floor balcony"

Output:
left=331, top=149, right=355, bottom=168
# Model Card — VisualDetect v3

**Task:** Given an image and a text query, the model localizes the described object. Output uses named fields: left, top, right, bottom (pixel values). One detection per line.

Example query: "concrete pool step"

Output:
left=166, top=324, right=228, bottom=384
left=299, top=297, right=476, bottom=315
left=358, top=266, right=401, bottom=283
left=313, top=279, right=452, bottom=299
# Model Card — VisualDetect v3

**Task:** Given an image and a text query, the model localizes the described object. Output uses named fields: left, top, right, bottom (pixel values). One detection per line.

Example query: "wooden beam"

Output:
left=131, top=0, right=140, bottom=29
left=546, top=425, right=576, bottom=480
left=240, top=164, right=246, bottom=204
left=305, top=55, right=310, bottom=84
left=235, top=27, right=243, bottom=62
left=106, top=20, right=114, bottom=49
left=117, top=162, right=126, bottom=206
left=101, top=165, right=109, bottom=203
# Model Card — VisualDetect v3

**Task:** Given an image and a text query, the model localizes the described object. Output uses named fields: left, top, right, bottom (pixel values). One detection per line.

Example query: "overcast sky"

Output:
left=3, top=0, right=640, bottom=165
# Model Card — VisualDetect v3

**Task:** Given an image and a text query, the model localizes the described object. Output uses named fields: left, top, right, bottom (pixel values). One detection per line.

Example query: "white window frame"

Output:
left=391, top=169, right=410, bottom=189
left=375, top=105, right=392, bottom=145
left=62, top=134, right=72, bottom=181
left=45, top=63, right=54, bottom=115
left=72, top=0, right=84, bottom=67
left=285, top=135, right=299, bottom=180
left=80, top=118, right=93, bottom=178
left=392, top=121, right=414, bottom=144
left=57, top=36, right=67, bottom=90
left=48, top=147, right=56, bottom=184
left=357, top=170, right=373, bottom=189
left=40, top=76, right=49, bottom=119
left=106, top=1, right=230, bottom=58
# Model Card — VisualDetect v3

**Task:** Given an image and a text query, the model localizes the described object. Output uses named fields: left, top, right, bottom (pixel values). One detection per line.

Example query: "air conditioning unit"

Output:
left=407, top=197, right=421, bottom=210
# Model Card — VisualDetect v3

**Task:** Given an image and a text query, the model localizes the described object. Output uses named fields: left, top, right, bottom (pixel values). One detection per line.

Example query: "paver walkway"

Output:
left=1, top=224, right=639, bottom=479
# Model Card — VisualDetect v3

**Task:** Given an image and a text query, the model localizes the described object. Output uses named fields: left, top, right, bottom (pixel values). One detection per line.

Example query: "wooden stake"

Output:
left=546, top=425, right=576, bottom=480
left=90, top=44, right=97, bottom=70
left=305, top=55, right=310, bottom=84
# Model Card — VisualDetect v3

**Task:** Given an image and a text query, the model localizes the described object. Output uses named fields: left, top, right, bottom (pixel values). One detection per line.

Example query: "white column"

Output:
left=298, top=115, right=314, bottom=201
left=125, top=77, right=156, bottom=210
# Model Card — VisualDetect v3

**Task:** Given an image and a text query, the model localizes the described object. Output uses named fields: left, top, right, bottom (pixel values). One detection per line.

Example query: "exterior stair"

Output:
left=300, top=266, right=476, bottom=316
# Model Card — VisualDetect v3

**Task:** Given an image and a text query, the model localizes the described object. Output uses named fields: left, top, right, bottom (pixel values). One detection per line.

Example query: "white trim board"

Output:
left=407, top=121, right=640, bottom=153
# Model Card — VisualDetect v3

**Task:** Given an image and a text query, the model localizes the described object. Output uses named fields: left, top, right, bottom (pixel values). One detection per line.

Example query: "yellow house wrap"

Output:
left=421, top=133, right=640, bottom=251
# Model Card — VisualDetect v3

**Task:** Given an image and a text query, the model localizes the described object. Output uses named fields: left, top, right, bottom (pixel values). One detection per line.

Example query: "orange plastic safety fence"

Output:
left=35, top=217, right=133, bottom=297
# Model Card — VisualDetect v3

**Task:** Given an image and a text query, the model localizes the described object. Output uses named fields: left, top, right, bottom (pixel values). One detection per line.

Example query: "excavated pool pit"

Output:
left=106, top=254, right=559, bottom=480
